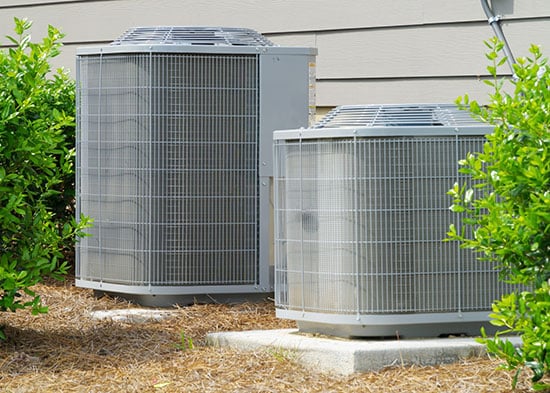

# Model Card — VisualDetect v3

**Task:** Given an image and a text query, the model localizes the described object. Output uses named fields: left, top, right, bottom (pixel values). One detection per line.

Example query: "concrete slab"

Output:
left=206, top=329, right=522, bottom=375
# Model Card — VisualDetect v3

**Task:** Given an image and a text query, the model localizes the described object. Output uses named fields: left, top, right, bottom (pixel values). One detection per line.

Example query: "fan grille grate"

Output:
left=314, top=104, right=483, bottom=129
left=111, top=26, right=274, bottom=47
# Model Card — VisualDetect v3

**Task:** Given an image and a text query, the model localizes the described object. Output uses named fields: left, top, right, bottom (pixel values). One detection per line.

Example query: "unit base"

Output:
left=94, top=290, right=274, bottom=307
left=76, top=279, right=274, bottom=307
left=297, top=320, right=500, bottom=339
left=277, top=309, right=500, bottom=339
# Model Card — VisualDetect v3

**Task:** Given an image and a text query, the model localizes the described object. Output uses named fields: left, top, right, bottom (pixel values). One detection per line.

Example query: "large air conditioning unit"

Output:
left=75, top=26, right=316, bottom=305
left=273, top=104, right=519, bottom=338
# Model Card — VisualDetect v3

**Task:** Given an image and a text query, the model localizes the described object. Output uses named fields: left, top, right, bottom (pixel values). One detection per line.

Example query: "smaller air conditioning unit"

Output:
left=273, top=104, right=520, bottom=338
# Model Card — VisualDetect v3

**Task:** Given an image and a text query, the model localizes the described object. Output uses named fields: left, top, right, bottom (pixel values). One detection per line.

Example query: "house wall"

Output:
left=0, top=0, right=549, bottom=107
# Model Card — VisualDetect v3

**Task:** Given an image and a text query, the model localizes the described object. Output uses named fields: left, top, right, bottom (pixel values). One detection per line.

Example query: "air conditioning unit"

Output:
left=273, top=104, right=519, bottom=338
left=75, top=26, right=316, bottom=305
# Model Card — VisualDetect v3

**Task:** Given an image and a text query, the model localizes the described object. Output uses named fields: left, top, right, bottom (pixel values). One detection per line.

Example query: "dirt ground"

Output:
left=0, top=278, right=540, bottom=392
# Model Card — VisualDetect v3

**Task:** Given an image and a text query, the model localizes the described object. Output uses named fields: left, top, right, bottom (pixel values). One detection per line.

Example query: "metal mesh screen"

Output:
left=112, top=26, right=274, bottom=47
left=314, top=104, right=483, bottom=129
left=76, top=52, right=260, bottom=287
left=274, top=136, right=517, bottom=314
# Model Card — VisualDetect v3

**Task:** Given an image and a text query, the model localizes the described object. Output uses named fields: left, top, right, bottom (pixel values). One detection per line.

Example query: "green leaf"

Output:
left=526, top=361, right=545, bottom=383
left=450, top=204, right=465, bottom=213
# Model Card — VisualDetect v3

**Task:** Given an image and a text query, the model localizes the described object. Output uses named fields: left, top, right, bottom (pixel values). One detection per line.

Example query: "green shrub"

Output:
left=448, top=38, right=549, bottom=390
left=0, top=18, right=91, bottom=338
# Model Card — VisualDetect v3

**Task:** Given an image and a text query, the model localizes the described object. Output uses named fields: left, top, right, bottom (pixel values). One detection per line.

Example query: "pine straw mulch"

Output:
left=0, top=278, right=541, bottom=393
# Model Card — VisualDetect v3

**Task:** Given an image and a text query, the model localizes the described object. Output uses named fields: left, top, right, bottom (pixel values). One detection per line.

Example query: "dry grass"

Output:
left=0, top=279, right=539, bottom=392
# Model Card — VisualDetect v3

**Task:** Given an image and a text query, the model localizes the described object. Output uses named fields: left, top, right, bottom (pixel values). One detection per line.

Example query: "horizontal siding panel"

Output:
left=421, top=0, right=550, bottom=23
left=316, top=24, right=490, bottom=78
left=500, top=18, right=550, bottom=57
left=265, top=34, right=317, bottom=50
left=316, top=78, right=495, bottom=106
left=271, top=19, right=550, bottom=79
left=1, top=0, right=549, bottom=44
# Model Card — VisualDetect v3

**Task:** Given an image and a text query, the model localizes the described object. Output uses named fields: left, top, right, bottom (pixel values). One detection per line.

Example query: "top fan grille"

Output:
left=111, top=26, right=275, bottom=46
left=314, top=104, right=483, bottom=129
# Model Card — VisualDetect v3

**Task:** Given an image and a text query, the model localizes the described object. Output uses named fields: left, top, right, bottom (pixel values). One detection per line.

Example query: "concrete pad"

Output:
left=206, top=329, right=522, bottom=375
left=90, top=309, right=176, bottom=324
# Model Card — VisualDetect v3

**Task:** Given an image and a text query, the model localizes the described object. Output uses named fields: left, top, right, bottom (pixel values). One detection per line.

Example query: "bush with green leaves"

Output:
left=0, top=18, right=91, bottom=338
left=448, top=37, right=549, bottom=390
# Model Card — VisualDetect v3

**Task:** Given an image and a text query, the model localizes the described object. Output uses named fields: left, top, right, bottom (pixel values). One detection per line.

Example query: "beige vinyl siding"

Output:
left=0, top=0, right=549, bottom=106
left=316, top=78, right=495, bottom=106
left=1, top=0, right=548, bottom=33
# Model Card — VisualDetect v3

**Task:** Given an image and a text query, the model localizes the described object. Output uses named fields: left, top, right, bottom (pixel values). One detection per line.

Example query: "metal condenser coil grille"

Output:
left=77, top=53, right=259, bottom=287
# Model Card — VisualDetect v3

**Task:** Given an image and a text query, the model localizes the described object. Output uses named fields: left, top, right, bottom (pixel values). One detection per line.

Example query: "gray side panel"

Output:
left=259, top=53, right=315, bottom=177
